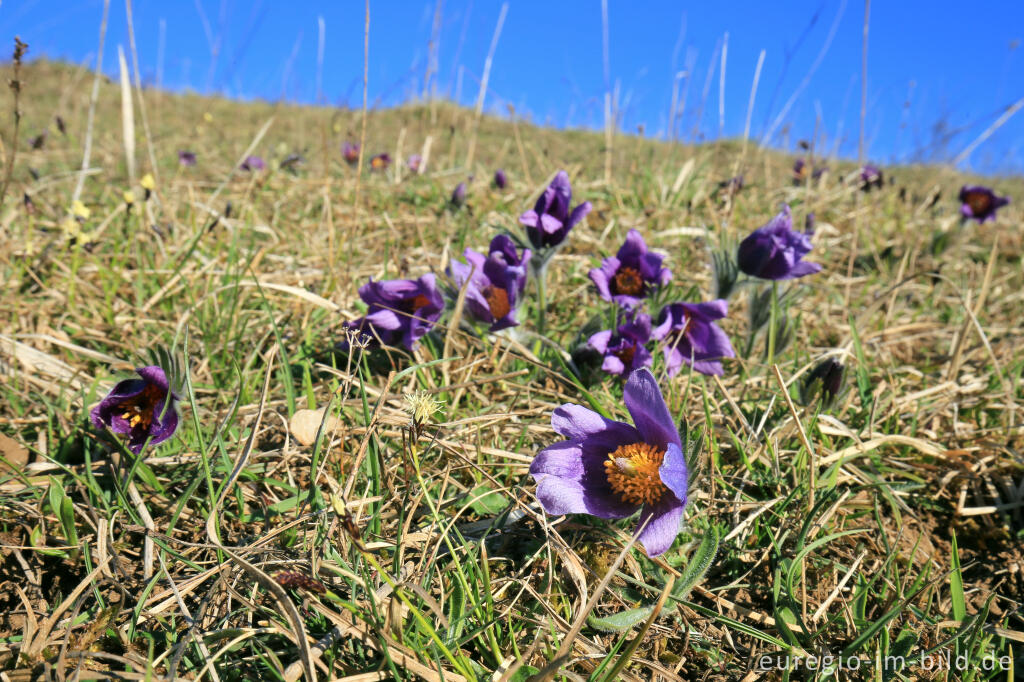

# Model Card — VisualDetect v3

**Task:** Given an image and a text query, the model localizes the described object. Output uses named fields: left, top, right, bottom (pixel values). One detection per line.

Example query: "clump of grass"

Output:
left=0, top=59, right=1022, bottom=680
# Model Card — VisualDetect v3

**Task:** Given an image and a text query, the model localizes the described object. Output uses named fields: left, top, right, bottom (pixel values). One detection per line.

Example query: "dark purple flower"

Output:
left=494, top=169, right=508, bottom=189
left=652, top=300, right=735, bottom=377
left=589, top=230, right=671, bottom=308
left=342, top=141, right=360, bottom=165
left=370, top=153, right=391, bottom=171
left=29, top=132, right=47, bottom=150
left=407, top=154, right=422, bottom=172
left=792, top=158, right=808, bottom=182
left=812, top=165, right=828, bottom=180
left=90, top=366, right=180, bottom=454
left=959, top=185, right=1009, bottom=223
left=717, top=174, right=744, bottom=193
left=240, top=155, right=265, bottom=172
left=860, top=164, right=883, bottom=191
left=344, top=274, right=444, bottom=350
left=451, top=182, right=467, bottom=207
left=518, top=170, right=592, bottom=251
left=588, top=314, right=654, bottom=376
left=448, top=235, right=531, bottom=332
left=178, top=150, right=197, bottom=167
left=802, top=358, right=845, bottom=407
left=529, top=368, right=689, bottom=557
left=737, top=205, right=821, bottom=281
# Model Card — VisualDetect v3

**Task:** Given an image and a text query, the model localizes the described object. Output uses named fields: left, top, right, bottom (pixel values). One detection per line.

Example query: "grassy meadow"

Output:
left=1, top=58, right=1024, bottom=680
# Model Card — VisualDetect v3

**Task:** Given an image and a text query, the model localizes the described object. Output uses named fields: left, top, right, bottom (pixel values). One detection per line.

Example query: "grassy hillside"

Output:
left=1, top=59, right=1023, bottom=680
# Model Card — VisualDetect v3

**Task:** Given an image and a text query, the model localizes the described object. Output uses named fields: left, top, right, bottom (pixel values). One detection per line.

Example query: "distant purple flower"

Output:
left=344, top=274, right=444, bottom=350
left=240, top=155, right=265, bottom=172
left=518, top=170, right=592, bottom=251
left=529, top=368, right=689, bottom=557
left=178, top=150, right=197, bottom=167
left=342, top=142, right=360, bottom=165
left=448, top=235, right=531, bottom=332
left=959, top=185, right=1009, bottom=223
left=860, top=164, right=883, bottom=191
left=29, top=132, right=47, bottom=150
left=653, top=300, right=735, bottom=377
left=494, top=169, right=508, bottom=189
left=589, top=229, right=671, bottom=308
left=370, top=153, right=391, bottom=171
left=737, top=205, right=821, bottom=281
left=451, top=181, right=467, bottom=207
left=90, top=366, right=180, bottom=454
left=805, top=212, right=816, bottom=232
left=407, top=154, right=422, bottom=172
left=588, top=313, right=654, bottom=376
left=717, top=175, right=744, bottom=193
left=792, top=158, right=808, bottom=183
left=812, top=165, right=828, bottom=180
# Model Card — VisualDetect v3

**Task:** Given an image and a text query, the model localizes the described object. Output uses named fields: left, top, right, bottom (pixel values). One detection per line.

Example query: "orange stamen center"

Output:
left=483, top=285, right=511, bottom=319
left=611, top=267, right=644, bottom=297
left=399, top=294, right=432, bottom=315
left=612, top=343, right=637, bottom=368
left=604, top=442, right=667, bottom=505
left=118, top=382, right=165, bottom=430
left=964, top=190, right=992, bottom=216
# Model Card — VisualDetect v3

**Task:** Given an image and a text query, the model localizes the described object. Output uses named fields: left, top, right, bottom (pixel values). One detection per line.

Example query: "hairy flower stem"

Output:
left=534, top=260, right=549, bottom=338
left=767, top=281, right=779, bottom=366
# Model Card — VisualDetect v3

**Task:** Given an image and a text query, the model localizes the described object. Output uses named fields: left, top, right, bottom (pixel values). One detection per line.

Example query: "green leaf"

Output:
left=950, top=529, right=966, bottom=623
left=505, top=665, right=539, bottom=682
left=587, top=605, right=656, bottom=633
left=674, top=527, right=719, bottom=599
left=467, top=484, right=509, bottom=516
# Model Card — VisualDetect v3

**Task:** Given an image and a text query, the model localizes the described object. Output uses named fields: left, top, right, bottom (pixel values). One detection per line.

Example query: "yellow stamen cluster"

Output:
left=117, top=383, right=164, bottom=431
left=604, top=442, right=667, bottom=505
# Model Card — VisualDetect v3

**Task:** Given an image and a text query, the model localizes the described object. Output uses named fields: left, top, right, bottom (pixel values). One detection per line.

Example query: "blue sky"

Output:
left=6, top=0, right=1023, bottom=174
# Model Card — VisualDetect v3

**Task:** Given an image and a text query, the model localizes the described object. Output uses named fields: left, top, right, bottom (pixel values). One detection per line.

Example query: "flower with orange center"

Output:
left=530, top=368, right=689, bottom=557
left=588, top=313, right=653, bottom=376
left=90, top=366, right=180, bottom=454
left=448, top=235, right=530, bottom=333
left=344, top=274, right=444, bottom=350
left=653, top=300, right=734, bottom=377
left=959, top=185, right=1009, bottom=224
left=590, top=229, right=671, bottom=309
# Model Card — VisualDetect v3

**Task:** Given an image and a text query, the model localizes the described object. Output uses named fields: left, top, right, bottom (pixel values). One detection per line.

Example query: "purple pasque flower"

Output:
left=344, top=274, right=444, bottom=350
left=178, top=150, right=197, bottom=167
left=407, top=154, right=422, bottom=172
left=589, top=229, right=671, bottom=308
left=652, top=300, right=735, bottom=377
left=451, top=181, right=467, bottom=207
left=792, top=158, right=808, bottom=182
left=529, top=368, right=689, bottom=557
left=240, top=155, right=265, bottom=172
left=494, top=169, right=508, bottom=189
left=959, top=185, right=1009, bottom=223
left=370, top=153, right=391, bottom=171
left=90, top=366, right=180, bottom=454
left=342, top=141, right=360, bottom=165
left=737, top=205, right=821, bottom=281
left=860, top=164, right=883, bottom=191
left=588, top=313, right=653, bottom=376
left=448, top=235, right=531, bottom=332
left=717, top=174, right=744, bottom=193
left=518, top=170, right=592, bottom=251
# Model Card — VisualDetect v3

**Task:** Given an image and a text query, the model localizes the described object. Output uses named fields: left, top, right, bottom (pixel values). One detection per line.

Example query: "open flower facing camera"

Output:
left=529, top=369, right=689, bottom=557
left=90, top=366, right=180, bottom=454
